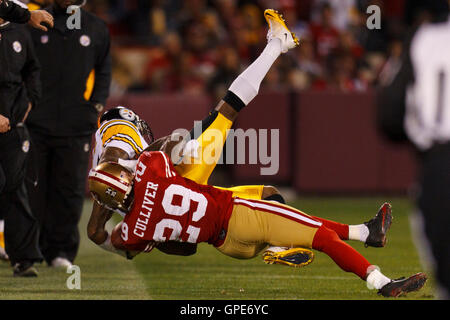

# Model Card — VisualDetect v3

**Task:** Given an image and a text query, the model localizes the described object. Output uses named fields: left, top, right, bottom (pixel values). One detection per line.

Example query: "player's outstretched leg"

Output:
left=311, top=202, right=393, bottom=247
left=227, top=8, right=299, bottom=108
left=312, top=224, right=427, bottom=297
left=262, top=202, right=392, bottom=268
left=176, top=8, right=299, bottom=184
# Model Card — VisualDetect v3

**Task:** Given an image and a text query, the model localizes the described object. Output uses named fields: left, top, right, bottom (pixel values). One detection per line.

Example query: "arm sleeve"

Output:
left=376, top=34, right=415, bottom=142
left=90, top=23, right=111, bottom=106
left=22, top=30, right=41, bottom=108
left=0, top=0, right=31, bottom=23
left=140, top=151, right=178, bottom=179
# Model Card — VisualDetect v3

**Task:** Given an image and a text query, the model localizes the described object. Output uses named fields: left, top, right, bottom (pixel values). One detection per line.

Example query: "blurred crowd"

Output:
left=38, top=0, right=439, bottom=99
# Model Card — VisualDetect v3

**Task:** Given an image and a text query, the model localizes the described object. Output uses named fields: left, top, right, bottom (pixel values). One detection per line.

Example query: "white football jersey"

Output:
left=92, top=119, right=149, bottom=170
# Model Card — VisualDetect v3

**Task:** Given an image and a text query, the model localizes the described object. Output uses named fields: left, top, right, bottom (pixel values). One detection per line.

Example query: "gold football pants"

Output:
left=217, top=198, right=322, bottom=259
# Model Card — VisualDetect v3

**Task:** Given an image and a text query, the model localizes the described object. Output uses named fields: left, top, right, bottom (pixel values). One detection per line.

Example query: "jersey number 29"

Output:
left=153, top=184, right=208, bottom=243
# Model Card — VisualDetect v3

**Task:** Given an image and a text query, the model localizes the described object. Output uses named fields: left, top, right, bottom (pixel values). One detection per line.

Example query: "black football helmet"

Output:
left=99, top=106, right=155, bottom=144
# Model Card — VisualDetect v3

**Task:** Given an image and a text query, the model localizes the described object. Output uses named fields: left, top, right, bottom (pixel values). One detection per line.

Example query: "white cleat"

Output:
left=264, top=9, right=300, bottom=53
left=51, top=257, right=72, bottom=269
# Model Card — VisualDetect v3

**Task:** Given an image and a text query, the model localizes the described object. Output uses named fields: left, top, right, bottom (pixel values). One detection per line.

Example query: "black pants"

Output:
left=26, top=129, right=91, bottom=265
left=417, top=144, right=450, bottom=298
left=0, top=124, right=43, bottom=265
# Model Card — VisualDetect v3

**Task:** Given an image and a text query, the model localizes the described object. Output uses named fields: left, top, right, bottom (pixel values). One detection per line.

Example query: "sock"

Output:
left=348, top=224, right=370, bottom=242
left=366, top=268, right=391, bottom=290
left=222, top=91, right=245, bottom=113
left=310, top=216, right=349, bottom=240
left=228, top=38, right=282, bottom=105
left=312, top=226, right=372, bottom=280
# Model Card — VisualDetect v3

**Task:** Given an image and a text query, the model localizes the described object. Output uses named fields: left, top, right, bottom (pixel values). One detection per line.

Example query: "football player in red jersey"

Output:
left=88, top=150, right=428, bottom=297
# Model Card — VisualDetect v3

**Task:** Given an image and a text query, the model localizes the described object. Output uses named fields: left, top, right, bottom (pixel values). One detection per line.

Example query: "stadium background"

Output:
left=79, top=0, right=421, bottom=194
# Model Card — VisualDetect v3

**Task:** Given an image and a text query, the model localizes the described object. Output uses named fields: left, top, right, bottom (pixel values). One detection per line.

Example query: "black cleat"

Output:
left=364, top=202, right=392, bottom=247
left=13, top=261, right=38, bottom=277
left=378, top=272, right=427, bottom=297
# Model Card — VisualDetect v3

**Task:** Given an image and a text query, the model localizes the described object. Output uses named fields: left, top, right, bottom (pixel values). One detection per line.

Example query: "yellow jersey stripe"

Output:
left=99, top=119, right=139, bottom=135
left=105, top=135, right=140, bottom=154
left=101, top=123, right=143, bottom=150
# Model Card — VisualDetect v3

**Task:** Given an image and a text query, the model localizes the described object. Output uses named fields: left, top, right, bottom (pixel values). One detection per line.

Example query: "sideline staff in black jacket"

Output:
left=0, top=0, right=54, bottom=31
left=0, top=18, right=44, bottom=277
left=26, top=0, right=111, bottom=268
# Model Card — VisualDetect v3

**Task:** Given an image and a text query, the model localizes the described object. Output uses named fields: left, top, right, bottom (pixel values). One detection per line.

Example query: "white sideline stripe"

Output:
left=89, top=171, right=129, bottom=193
left=234, top=198, right=322, bottom=227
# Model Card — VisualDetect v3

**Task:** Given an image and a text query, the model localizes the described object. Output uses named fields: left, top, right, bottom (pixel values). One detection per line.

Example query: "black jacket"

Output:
left=0, top=22, right=41, bottom=127
left=0, top=0, right=31, bottom=24
left=27, top=4, right=111, bottom=136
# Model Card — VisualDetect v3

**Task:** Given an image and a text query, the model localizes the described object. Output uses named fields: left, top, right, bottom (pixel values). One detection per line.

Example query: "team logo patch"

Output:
left=40, top=35, right=49, bottom=44
left=12, top=41, right=22, bottom=53
left=22, top=140, right=30, bottom=153
left=79, top=35, right=91, bottom=47
left=119, top=108, right=136, bottom=122
left=105, top=187, right=117, bottom=198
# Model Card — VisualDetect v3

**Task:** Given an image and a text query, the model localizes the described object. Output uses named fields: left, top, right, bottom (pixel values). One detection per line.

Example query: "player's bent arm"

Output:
left=156, top=242, right=198, bottom=256
left=87, top=201, right=113, bottom=245
left=261, top=185, right=286, bottom=203
left=144, top=136, right=170, bottom=152
left=261, top=185, right=281, bottom=199
left=99, top=146, right=130, bottom=165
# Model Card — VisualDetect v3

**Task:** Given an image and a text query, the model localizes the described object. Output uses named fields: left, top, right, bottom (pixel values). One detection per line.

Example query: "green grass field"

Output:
left=0, top=196, right=436, bottom=300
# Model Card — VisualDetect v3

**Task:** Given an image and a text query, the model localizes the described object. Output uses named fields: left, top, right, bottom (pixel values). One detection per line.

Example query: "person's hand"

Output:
left=0, top=114, right=10, bottom=133
left=22, top=102, right=33, bottom=123
left=28, top=10, right=54, bottom=32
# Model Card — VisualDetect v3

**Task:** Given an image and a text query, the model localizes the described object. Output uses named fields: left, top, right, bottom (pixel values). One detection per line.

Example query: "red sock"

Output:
left=311, top=216, right=349, bottom=240
left=312, top=226, right=371, bottom=280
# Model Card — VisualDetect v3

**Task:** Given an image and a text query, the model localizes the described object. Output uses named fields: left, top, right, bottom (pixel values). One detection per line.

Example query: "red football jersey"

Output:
left=119, top=151, right=234, bottom=252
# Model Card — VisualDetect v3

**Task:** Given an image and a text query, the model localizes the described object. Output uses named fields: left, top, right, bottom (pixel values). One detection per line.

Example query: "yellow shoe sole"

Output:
left=263, top=247, right=314, bottom=268
left=264, top=9, right=300, bottom=47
